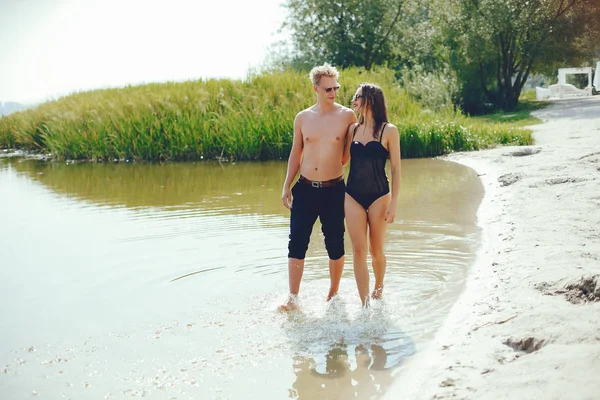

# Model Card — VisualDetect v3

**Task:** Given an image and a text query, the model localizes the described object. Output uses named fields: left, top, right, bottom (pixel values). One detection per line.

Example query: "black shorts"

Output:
left=287, top=178, right=345, bottom=260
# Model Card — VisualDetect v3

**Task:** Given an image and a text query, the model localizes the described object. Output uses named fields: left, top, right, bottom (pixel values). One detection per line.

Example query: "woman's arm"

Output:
left=385, top=124, right=401, bottom=223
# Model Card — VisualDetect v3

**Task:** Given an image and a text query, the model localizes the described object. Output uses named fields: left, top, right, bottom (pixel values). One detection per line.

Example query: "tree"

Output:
left=436, top=0, right=600, bottom=111
left=277, top=0, right=405, bottom=70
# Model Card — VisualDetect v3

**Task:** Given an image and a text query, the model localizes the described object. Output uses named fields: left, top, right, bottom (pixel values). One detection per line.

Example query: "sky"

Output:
left=0, top=0, right=287, bottom=104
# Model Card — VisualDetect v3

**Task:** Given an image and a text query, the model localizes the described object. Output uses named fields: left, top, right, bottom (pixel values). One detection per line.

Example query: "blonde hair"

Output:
left=309, top=63, right=339, bottom=86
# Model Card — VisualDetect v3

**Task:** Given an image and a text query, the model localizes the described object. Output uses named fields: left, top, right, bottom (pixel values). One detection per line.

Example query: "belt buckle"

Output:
left=311, top=181, right=322, bottom=188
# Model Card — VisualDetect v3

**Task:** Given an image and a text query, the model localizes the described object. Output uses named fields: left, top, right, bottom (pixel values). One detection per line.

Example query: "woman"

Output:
left=344, top=83, right=401, bottom=307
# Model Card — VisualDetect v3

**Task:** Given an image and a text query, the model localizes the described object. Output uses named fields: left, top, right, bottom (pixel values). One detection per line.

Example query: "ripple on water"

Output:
left=1, top=288, right=421, bottom=399
left=0, top=158, right=483, bottom=399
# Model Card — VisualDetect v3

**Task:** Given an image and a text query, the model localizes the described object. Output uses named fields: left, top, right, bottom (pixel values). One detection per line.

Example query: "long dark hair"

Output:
left=357, top=83, right=388, bottom=139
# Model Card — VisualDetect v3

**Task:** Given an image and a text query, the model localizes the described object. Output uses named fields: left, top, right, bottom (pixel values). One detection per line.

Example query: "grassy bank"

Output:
left=471, top=99, right=546, bottom=127
left=0, top=68, right=533, bottom=161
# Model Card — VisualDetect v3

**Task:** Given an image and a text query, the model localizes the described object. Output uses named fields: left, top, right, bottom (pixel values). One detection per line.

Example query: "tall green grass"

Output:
left=0, top=68, right=533, bottom=161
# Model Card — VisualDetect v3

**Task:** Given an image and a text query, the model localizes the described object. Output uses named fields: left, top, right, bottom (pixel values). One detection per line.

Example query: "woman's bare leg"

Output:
left=345, top=194, right=370, bottom=307
left=367, top=193, right=391, bottom=299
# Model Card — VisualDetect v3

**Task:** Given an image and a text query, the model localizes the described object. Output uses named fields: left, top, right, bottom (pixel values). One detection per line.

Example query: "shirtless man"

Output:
left=280, top=63, right=357, bottom=310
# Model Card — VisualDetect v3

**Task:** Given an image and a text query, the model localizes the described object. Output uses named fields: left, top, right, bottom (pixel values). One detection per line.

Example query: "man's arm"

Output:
left=282, top=113, right=304, bottom=209
left=342, top=122, right=355, bottom=166
left=342, top=111, right=358, bottom=166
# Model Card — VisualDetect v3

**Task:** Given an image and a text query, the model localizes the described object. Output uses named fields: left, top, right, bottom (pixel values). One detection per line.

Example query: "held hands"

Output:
left=384, top=203, right=396, bottom=223
left=282, top=187, right=292, bottom=210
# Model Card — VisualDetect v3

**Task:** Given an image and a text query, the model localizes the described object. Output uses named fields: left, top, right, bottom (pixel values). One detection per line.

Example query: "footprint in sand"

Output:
left=498, top=173, right=522, bottom=187
left=502, top=147, right=542, bottom=157
left=503, top=337, right=546, bottom=353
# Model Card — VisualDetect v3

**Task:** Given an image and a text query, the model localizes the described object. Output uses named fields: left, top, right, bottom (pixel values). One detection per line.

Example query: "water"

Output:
left=0, top=157, right=483, bottom=399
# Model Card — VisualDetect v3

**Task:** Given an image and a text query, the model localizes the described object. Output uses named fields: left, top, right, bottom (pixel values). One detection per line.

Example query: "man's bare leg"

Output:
left=327, top=256, right=344, bottom=301
left=279, top=258, right=305, bottom=311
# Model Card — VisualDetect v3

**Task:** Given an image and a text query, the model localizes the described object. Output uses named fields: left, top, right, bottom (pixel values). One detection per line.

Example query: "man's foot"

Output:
left=326, top=291, right=338, bottom=302
left=371, top=285, right=383, bottom=300
left=278, top=295, right=299, bottom=312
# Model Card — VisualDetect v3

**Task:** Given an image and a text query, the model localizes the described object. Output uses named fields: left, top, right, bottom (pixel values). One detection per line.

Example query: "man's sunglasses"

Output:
left=319, top=85, right=341, bottom=93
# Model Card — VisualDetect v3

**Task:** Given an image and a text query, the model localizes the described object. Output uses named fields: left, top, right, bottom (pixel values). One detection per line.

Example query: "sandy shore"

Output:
left=388, top=96, right=600, bottom=399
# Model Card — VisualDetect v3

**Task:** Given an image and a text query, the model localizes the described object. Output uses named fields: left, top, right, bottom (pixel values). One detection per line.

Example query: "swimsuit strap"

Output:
left=379, top=122, right=388, bottom=142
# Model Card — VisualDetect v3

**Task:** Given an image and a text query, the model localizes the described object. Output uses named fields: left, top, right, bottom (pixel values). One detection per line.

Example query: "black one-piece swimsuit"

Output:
left=346, top=123, right=390, bottom=210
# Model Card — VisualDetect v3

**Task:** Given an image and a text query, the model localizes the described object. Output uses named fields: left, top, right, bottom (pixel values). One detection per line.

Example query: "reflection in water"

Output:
left=7, top=159, right=287, bottom=215
left=0, top=157, right=482, bottom=399
left=5, top=158, right=482, bottom=224
left=284, top=300, right=415, bottom=400
left=291, top=344, right=394, bottom=400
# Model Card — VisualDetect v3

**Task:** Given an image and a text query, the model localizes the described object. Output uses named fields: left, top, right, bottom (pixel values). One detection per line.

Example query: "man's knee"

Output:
left=288, top=208, right=313, bottom=260
left=325, top=236, right=344, bottom=260
left=288, top=233, right=311, bottom=259
left=288, top=241, right=309, bottom=260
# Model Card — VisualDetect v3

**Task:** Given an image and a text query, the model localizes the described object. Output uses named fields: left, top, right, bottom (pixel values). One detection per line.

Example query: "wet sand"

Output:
left=388, top=96, right=600, bottom=399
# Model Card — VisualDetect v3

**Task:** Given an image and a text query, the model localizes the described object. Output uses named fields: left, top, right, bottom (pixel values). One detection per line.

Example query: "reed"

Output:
left=0, top=68, right=533, bottom=161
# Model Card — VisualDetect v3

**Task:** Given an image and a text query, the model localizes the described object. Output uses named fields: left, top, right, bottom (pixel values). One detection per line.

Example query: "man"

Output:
left=280, top=63, right=357, bottom=310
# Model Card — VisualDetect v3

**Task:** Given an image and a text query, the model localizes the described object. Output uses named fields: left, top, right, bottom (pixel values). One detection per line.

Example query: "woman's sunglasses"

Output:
left=352, top=94, right=363, bottom=101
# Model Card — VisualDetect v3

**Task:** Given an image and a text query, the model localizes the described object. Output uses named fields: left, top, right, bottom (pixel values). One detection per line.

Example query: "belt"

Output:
left=299, top=175, right=343, bottom=188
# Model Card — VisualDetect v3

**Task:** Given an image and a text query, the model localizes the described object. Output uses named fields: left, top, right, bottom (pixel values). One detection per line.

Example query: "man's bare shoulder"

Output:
left=333, top=103, right=354, bottom=114
left=334, top=104, right=357, bottom=121
left=295, top=107, right=317, bottom=121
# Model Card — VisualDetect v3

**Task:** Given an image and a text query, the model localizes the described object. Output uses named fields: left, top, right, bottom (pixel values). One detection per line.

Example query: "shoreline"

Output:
left=387, top=96, right=600, bottom=399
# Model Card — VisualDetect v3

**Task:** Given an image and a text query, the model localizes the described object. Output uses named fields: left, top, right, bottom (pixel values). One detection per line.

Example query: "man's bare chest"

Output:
left=302, top=119, right=347, bottom=145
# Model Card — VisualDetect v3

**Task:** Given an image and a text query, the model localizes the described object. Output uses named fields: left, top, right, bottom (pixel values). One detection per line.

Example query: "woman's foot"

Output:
left=371, top=285, right=383, bottom=300
left=326, top=291, right=338, bottom=302
left=278, top=295, right=299, bottom=312
left=362, top=296, right=371, bottom=308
